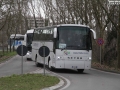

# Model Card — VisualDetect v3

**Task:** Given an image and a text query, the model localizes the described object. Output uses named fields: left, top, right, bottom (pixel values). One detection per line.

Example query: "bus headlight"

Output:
left=57, top=56, right=61, bottom=60
left=88, top=57, right=91, bottom=60
left=27, top=52, right=30, bottom=55
left=27, top=51, right=31, bottom=55
left=57, top=56, right=64, bottom=60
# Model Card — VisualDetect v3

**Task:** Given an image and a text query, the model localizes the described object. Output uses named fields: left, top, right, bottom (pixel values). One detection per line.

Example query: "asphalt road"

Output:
left=54, top=69, right=120, bottom=90
left=0, top=55, right=39, bottom=77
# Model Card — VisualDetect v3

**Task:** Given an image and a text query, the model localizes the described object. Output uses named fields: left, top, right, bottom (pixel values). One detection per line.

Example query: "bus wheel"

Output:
left=48, top=60, right=52, bottom=70
left=48, top=59, right=54, bottom=71
left=77, top=69, right=84, bottom=73
left=35, top=57, right=39, bottom=67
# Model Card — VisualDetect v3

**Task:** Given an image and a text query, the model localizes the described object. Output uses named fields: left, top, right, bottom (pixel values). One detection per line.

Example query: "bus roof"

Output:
left=10, top=34, right=24, bottom=40
left=56, top=24, right=89, bottom=28
left=35, top=24, right=89, bottom=30
left=10, top=34, right=24, bottom=38
left=27, top=29, right=34, bottom=33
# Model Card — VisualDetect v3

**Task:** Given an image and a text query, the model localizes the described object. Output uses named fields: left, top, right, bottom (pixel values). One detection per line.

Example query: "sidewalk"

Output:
left=29, top=68, right=70, bottom=90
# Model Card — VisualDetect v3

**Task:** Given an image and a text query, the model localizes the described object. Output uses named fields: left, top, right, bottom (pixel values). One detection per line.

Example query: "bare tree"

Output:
left=97, top=0, right=120, bottom=68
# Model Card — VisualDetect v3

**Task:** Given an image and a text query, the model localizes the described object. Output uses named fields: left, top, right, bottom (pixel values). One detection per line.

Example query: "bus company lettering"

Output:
left=73, top=52, right=88, bottom=54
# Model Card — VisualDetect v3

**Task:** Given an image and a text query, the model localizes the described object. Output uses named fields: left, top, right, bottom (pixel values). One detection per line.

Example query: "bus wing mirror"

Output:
left=90, top=29, right=96, bottom=39
left=54, top=28, right=57, bottom=38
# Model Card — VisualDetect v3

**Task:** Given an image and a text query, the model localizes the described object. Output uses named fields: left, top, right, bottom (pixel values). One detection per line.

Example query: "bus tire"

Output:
left=77, top=69, right=84, bottom=73
left=35, top=56, right=39, bottom=67
left=48, top=58, right=54, bottom=71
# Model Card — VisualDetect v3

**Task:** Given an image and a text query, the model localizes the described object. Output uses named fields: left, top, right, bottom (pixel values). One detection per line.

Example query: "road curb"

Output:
left=91, top=68, right=120, bottom=75
left=30, top=69, right=70, bottom=90
left=42, top=77, right=64, bottom=90
left=91, top=67, right=120, bottom=74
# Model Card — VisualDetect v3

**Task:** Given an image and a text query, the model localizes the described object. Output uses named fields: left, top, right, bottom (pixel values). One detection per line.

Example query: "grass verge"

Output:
left=0, top=51, right=17, bottom=63
left=0, top=74, right=59, bottom=90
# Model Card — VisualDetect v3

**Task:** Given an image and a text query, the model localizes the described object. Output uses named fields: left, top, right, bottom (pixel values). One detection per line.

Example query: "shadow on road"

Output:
left=52, top=69, right=89, bottom=75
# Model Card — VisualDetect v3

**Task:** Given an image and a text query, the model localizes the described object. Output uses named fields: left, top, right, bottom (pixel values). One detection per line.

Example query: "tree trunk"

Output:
left=117, top=30, right=120, bottom=68
left=117, top=5, right=120, bottom=68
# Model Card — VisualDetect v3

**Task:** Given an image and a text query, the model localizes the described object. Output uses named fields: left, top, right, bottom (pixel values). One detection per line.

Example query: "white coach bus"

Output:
left=8, top=34, right=24, bottom=50
left=23, top=29, right=34, bottom=60
left=32, top=24, right=96, bottom=73
left=24, top=29, right=34, bottom=51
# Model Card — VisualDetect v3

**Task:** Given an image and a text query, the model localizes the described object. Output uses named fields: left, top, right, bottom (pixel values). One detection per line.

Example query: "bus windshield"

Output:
left=57, top=26, right=92, bottom=50
left=27, top=33, right=33, bottom=46
left=26, top=33, right=33, bottom=51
